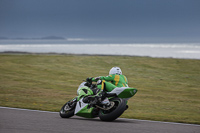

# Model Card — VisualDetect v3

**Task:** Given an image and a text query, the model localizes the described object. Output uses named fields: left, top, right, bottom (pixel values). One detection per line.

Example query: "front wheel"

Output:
left=99, top=98, right=126, bottom=121
left=59, top=100, right=76, bottom=118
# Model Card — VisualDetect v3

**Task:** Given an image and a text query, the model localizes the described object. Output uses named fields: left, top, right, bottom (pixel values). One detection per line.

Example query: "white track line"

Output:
left=0, top=106, right=199, bottom=127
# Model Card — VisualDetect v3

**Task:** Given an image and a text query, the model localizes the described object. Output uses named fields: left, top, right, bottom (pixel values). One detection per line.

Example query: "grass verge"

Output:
left=0, top=53, right=200, bottom=124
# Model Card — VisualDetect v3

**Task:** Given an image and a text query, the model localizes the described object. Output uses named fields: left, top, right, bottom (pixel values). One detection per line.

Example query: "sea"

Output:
left=0, top=39, right=200, bottom=60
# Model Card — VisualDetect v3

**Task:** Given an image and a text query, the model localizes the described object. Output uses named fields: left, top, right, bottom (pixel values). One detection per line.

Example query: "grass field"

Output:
left=0, top=53, right=200, bottom=124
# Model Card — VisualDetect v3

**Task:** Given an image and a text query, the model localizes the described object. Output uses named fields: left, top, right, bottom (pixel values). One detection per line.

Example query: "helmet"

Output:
left=109, top=67, right=122, bottom=75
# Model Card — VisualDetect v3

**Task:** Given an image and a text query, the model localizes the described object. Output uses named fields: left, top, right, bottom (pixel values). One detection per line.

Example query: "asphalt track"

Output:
left=0, top=107, right=199, bottom=133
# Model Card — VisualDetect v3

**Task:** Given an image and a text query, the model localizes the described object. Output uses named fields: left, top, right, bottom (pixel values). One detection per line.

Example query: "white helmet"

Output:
left=109, top=67, right=122, bottom=75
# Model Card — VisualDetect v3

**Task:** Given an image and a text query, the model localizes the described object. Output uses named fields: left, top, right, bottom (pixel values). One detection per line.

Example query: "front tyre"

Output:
left=99, top=98, right=126, bottom=121
left=59, top=101, right=76, bottom=118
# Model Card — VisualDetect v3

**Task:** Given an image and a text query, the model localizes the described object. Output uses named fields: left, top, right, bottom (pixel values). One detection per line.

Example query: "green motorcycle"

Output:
left=59, top=80, right=137, bottom=121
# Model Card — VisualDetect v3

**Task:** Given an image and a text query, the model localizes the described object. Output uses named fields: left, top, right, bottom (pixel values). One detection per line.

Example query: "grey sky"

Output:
left=0, top=0, right=200, bottom=42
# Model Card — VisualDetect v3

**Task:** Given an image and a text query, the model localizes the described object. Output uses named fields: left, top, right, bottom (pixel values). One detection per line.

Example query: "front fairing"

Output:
left=74, top=98, right=96, bottom=118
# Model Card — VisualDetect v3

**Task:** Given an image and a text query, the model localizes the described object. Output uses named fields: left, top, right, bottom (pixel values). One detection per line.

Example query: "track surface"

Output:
left=0, top=107, right=199, bottom=133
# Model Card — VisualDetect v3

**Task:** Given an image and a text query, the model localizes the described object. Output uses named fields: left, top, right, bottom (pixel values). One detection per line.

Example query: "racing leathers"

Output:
left=91, top=74, right=128, bottom=92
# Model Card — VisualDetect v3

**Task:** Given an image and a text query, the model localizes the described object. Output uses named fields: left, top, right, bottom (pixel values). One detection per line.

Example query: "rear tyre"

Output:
left=99, top=98, right=126, bottom=121
left=59, top=101, right=76, bottom=118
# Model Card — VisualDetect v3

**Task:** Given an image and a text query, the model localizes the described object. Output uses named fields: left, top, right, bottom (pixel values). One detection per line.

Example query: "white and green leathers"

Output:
left=92, top=74, right=128, bottom=92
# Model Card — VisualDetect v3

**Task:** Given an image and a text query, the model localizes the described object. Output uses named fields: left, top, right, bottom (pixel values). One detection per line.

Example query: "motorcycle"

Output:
left=59, top=80, right=137, bottom=121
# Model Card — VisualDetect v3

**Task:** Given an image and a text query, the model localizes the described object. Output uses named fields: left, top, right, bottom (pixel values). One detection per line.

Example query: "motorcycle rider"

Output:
left=85, top=67, right=129, bottom=108
left=89, top=66, right=128, bottom=92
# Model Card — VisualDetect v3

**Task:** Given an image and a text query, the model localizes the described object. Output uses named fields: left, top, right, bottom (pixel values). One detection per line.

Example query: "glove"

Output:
left=86, top=77, right=93, bottom=83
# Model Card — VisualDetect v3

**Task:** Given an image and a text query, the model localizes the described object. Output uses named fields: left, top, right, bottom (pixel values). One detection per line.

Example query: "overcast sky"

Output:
left=0, top=0, right=200, bottom=42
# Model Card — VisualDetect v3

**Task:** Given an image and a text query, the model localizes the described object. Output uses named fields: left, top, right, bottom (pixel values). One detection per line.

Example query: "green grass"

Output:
left=0, top=54, right=200, bottom=124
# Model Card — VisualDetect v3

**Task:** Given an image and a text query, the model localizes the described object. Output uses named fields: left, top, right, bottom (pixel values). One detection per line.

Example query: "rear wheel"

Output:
left=99, top=98, right=126, bottom=121
left=59, top=100, right=76, bottom=118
